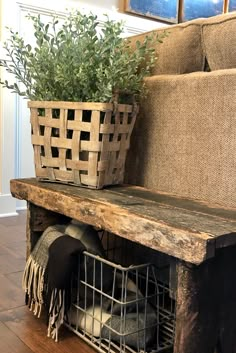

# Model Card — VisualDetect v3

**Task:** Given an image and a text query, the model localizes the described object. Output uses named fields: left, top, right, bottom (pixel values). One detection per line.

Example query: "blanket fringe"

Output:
left=47, top=288, right=65, bottom=342
left=22, top=254, right=45, bottom=318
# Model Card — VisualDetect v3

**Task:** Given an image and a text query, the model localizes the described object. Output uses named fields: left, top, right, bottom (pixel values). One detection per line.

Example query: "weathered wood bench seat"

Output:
left=10, top=178, right=236, bottom=353
left=10, top=177, right=236, bottom=264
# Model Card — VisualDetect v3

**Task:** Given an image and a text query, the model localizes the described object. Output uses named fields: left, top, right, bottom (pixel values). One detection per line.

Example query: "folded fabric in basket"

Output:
left=68, top=278, right=157, bottom=350
left=67, top=305, right=112, bottom=337
left=101, top=304, right=157, bottom=350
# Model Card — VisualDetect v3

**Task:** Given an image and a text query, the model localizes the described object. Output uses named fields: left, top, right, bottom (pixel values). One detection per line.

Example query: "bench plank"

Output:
left=10, top=178, right=236, bottom=264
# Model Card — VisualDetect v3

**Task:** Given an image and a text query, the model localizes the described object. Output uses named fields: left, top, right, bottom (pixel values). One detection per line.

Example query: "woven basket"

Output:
left=28, top=99, right=138, bottom=189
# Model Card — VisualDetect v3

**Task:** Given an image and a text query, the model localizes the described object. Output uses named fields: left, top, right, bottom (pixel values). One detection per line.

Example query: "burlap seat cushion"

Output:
left=202, top=12, right=236, bottom=70
left=125, top=69, right=236, bottom=208
left=128, top=19, right=204, bottom=75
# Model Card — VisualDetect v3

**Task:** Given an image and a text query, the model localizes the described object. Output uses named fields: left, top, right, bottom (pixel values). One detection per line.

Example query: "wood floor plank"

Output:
left=0, top=274, right=25, bottom=311
left=0, top=307, right=95, bottom=353
left=0, top=225, right=25, bottom=245
left=0, top=212, right=27, bottom=227
left=0, top=321, right=33, bottom=353
left=0, top=252, right=25, bottom=275
left=3, top=240, right=27, bottom=259
left=5, top=271, right=24, bottom=289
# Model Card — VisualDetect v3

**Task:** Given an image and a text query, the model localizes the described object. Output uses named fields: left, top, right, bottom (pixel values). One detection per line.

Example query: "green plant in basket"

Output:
left=0, top=10, right=166, bottom=103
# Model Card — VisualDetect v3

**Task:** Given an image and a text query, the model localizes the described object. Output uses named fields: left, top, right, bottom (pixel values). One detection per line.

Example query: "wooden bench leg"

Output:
left=174, top=245, right=236, bottom=353
left=216, top=245, right=236, bottom=353
left=174, top=259, right=219, bottom=353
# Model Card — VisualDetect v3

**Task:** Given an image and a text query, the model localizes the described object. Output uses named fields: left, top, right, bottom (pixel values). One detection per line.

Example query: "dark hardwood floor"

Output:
left=0, top=211, right=95, bottom=353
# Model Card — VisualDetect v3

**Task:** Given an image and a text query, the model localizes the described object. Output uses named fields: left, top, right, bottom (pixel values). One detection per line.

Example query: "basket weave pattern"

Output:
left=29, top=101, right=137, bottom=189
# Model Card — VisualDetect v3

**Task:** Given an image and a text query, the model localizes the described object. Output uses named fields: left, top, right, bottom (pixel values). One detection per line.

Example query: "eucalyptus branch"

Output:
left=0, top=10, right=166, bottom=102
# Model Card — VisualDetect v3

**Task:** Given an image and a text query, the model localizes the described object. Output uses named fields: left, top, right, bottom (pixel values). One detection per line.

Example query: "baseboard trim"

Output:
left=0, top=212, right=18, bottom=218
left=16, top=205, right=27, bottom=211
left=0, top=193, right=17, bottom=217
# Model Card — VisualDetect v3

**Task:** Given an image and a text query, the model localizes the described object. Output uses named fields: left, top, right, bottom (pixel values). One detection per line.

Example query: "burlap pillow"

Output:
left=202, top=12, right=236, bottom=70
left=128, top=19, right=204, bottom=75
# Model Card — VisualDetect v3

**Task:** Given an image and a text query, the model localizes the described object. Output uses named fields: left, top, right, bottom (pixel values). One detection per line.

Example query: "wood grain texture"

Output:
left=10, top=178, right=236, bottom=264
left=174, top=260, right=218, bottom=353
left=0, top=307, right=94, bottom=353
left=0, top=321, right=33, bottom=353
left=174, top=245, right=236, bottom=353
left=0, top=273, right=25, bottom=311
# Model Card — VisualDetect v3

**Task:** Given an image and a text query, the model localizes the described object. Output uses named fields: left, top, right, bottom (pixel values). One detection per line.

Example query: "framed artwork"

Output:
left=124, top=0, right=179, bottom=24
left=123, top=0, right=235, bottom=24
left=228, top=0, right=236, bottom=11
left=182, top=0, right=225, bottom=21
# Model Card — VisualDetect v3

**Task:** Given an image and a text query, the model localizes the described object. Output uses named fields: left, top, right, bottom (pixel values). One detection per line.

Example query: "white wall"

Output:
left=0, top=0, right=166, bottom=217
left=0, top=0, right=19, bottom=216
left=71, top=0, right=118, bottom=10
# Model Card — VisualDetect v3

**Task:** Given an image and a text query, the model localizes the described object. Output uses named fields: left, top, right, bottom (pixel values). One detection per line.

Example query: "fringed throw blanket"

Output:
left=22, top=220, right=106, bottom=342
left=22, top=224, right=67, bottom=318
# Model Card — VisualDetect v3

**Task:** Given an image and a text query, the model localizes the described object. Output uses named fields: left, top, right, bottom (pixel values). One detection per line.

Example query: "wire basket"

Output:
left=65, top=243, right=175, bottom=353
left=28, top=98, right=138, bottom=189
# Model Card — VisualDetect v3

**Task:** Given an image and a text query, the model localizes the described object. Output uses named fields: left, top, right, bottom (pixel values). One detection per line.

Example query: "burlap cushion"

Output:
left=202, top=12, right=236, bottom=70
left=125, top=69, right=236, bottom=208
left=128, top=19, right=204, bottom=75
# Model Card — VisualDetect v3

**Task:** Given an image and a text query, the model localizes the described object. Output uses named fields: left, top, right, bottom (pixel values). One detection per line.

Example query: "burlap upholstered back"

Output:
left=202, top=12, right=236, bottom=70
left=128, top=18, right=205, bottom=75
left=125, top=12, right=236, bottom=209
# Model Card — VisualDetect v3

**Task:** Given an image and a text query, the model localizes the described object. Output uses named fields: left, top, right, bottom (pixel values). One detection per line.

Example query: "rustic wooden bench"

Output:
left=10, top=177, right=236, bottom=353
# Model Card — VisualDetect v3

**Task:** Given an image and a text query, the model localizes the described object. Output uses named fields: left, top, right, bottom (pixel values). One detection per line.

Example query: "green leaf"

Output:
left=0, top=10, right=166, bottom=102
